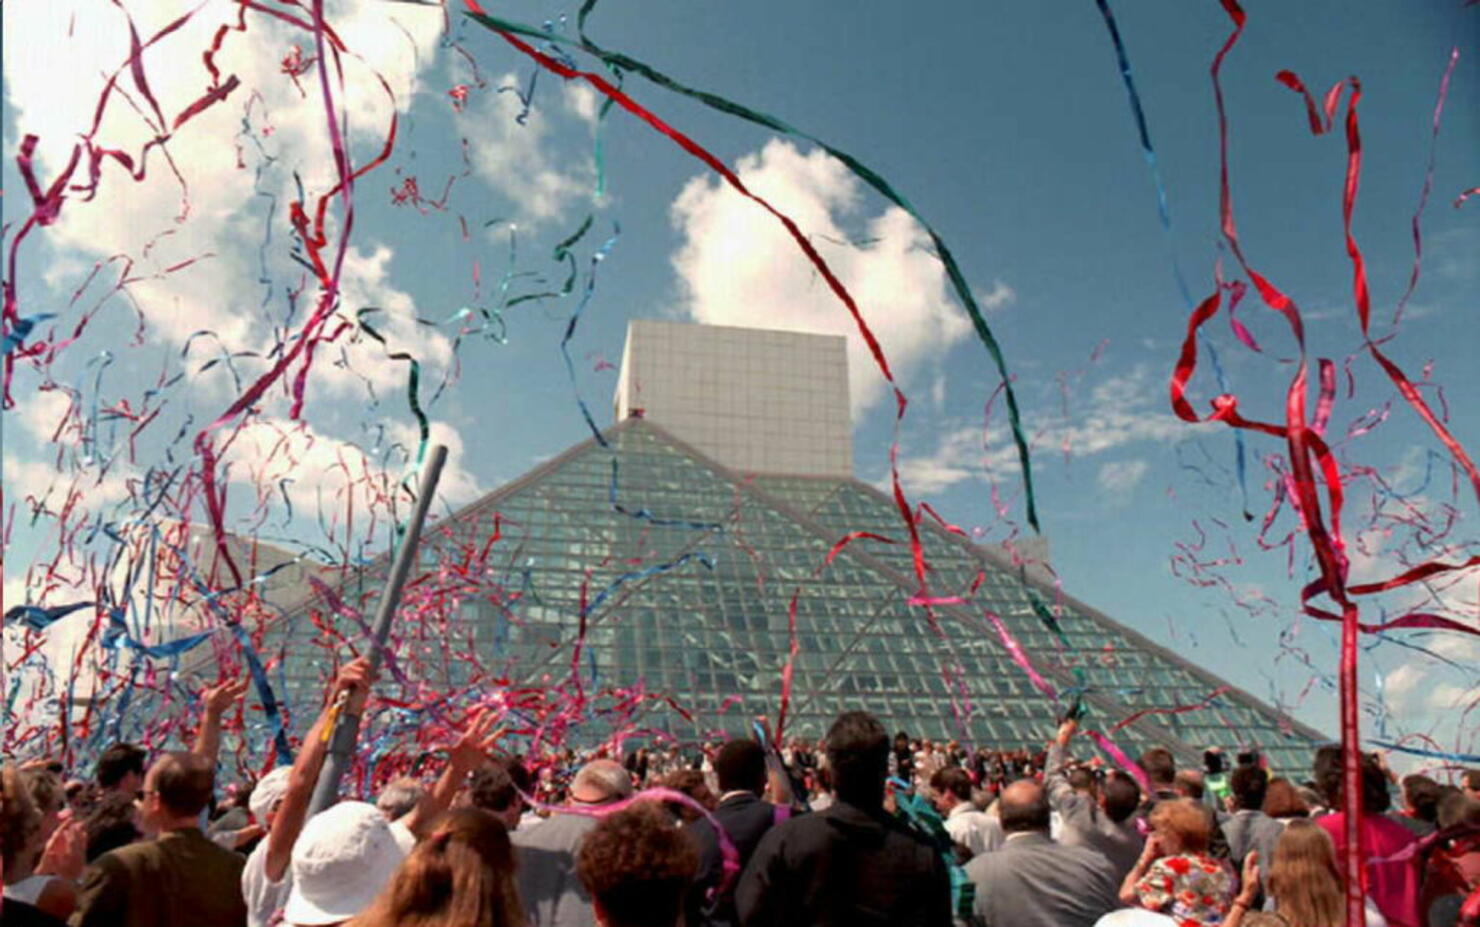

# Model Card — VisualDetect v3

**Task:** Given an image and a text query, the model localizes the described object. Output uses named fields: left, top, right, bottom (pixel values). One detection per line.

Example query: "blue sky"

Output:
left=3, top=0, right=1477, bottom=766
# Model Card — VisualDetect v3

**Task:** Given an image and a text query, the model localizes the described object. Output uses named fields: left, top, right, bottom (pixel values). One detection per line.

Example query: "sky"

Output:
left=2, top=0, right=1477, bottom=770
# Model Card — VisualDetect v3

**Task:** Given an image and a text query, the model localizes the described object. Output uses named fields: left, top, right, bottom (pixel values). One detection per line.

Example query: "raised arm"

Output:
left=263, top=657, right=373, bottom=882
left=398, top=708, right=506, bottom=838
left=1044, top=720, right=1077, bottom=808
left=193, top=676, right=251, bottom=765
left=1225, top=851, right=1260, bottom=927
left=1119, top=834, right=1162, bottom=906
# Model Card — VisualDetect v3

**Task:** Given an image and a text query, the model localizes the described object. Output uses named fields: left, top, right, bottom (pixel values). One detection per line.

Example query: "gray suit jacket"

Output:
left=512, top=810, right=602, bottom=927
left=1221, top=809, right=1283, bottom=893
left=965, top=832, right=1120, bottom=927
left=1045, top=743, right=1145, bottom=883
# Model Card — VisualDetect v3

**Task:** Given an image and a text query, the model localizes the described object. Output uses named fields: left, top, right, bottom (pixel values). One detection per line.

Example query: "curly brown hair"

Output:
left=1149, top=797, right=1212, bottom=854
left=659, top=769, right=714, bottom=823
left=576, top=801, right=698, bottom=927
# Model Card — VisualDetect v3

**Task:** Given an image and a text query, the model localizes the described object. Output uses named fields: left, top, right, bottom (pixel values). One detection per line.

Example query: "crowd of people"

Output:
left=3, top=660, right=1478, bottom=927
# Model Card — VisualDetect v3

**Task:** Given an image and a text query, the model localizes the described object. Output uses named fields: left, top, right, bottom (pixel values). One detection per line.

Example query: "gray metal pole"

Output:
left=307, top=444, right=448, bottom=816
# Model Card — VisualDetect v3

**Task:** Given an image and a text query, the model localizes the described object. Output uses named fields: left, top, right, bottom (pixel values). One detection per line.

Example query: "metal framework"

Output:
left=263, top=418, right=1327, bottom=773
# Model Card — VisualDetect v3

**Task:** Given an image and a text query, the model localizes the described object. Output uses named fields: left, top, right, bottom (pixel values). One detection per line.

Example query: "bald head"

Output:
left=999, top=778, right=1051, bottom=834
left=570, top=759, right=632, bottom=805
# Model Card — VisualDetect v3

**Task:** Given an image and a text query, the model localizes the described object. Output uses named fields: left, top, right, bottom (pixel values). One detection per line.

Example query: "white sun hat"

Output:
left=282, top=800, right=410, bottom=925
left=248, top=766, right=294, bottom=825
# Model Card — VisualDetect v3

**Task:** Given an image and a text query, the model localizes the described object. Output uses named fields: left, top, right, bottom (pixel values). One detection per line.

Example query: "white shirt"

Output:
left=242, top=837, right=292, bottom=927
left=4, top=875, right=53, bottom=905
left=944, top=801, right=1004, bottom=857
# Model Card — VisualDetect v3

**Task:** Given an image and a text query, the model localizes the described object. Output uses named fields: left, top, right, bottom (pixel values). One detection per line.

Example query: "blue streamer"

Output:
left=1090, top=0, right=1252, bottom=517
left=4, top=601, right=96, bottom=631
left=2, top=312, right=57, bottom=354
left=581, top=551, right=715, bottom=617
left=1369, top=740, right=1480, bottom=764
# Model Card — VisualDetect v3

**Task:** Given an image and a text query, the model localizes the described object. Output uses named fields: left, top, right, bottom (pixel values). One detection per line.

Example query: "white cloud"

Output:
left=220, top=415, right=483, bottom=525
left=894, top=426, right=1002, bottom=495
left=309, top=243, right=455, bottom=399
left=14, top=388, right=78, bottom=446
left=1097, top=459, right=1149, bottom=494
left=975, top=280, right=1016, bottom=313
left=462, top=72, right=594, bottom=226
left=670, top=139, right=980, bottom=415
left=3, top=0, right=444, bottom=358
left=3, top=454, right=134, bottom=509
left=563, top=83, right=601, bottom=124
left=895, top=364, right=1210, bottom=495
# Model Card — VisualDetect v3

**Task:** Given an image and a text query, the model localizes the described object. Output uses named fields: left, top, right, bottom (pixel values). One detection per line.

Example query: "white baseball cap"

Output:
left=283, top=801, right=411, bottom=925
left=249, top=766, right=293, bottom=825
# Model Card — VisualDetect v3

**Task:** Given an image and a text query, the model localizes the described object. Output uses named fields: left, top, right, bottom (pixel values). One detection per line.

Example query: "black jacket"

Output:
left=735, top=800, right=951, bottom=927
left=685, top=792, right=783, bottom=927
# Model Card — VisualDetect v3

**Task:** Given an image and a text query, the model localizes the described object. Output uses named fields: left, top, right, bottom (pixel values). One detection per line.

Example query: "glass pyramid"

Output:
left=261, top=418, right=1327, bottom=773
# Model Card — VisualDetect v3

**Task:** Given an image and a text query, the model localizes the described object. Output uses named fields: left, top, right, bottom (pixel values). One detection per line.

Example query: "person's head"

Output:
left=1174, top=769, right=1205, bottom=801
left=375, top=777, right=425, bottom=821
left=1, top=764, right=45, bottom=878
left=1262, top=777, right=1309, bottom=819
left=1100, top=771, right=1142, bottom=824
left=1312, top=745, right=1343, bottom=806
left=250, top=766, right=294, bottom=831
left=470, top=760, right=526, bottom=831
left=1330, top=756, right=1390, bottom=814
left=286, top=801, right=412, bottom=926
left=929, top=767, right=973, bottom=814
left=1139, top=748, right=1176, bottom=789
left=658, top=769, right=714, bottom=824
left=1149, top=798, right=1211, bottom=855
left=1067, top=766, right=1097, bottom=795
left=64, top=778, right=92, bottom=814
left=998, top=779, right=1051, bottom=834
left=894, top=731, right=911, bottom=751
left=84, top=791, right=143, bottom=861
left=1400, top=774, right=1441, bottom=823
left=21, top=768, right=65, bottom=846
left=714, top=739, right=767, bottom=796
left=138, top=751, right=215, bottom=832
left=824, top=711, right=889, bottom=808
left=576, top=801, right=698, bottom=927
left=96, top=742, right=147, bottom=795
left=1438, top=790, right=1480, bottom=830
left=351, top=807, right=522, bottom=927
left=1464, top=769, right=1480, bottom=801
left=1230, top=764, right=1269, bottom=812
left=569, top=759, right=633, bottom=806
left=1266, top=819, right=1342, bottom=927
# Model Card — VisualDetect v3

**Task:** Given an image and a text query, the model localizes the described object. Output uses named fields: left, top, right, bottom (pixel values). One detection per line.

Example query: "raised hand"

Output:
left=1140, top=833, right=1164, bottom=863
left=202, top=676, right=251, bottom=716
left=36, top=817, right=86, bottom=881
left=333, top=656, right=375, bottom=714
left=447, top=707, right=506, bottom=770
left=1056, top=718, right=1078, bottom=746
left=1236, top=850, right=1261, bottom=907
left=1241, top=850, right=1260, bottom=889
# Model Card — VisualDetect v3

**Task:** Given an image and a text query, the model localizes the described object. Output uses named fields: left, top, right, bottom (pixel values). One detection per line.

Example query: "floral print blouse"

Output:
left=1134, top=853, right=1236, bottom=927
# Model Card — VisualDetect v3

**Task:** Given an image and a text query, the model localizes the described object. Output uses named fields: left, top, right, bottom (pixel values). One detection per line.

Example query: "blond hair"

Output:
left=1268, top=819, right=1344, bottom=927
